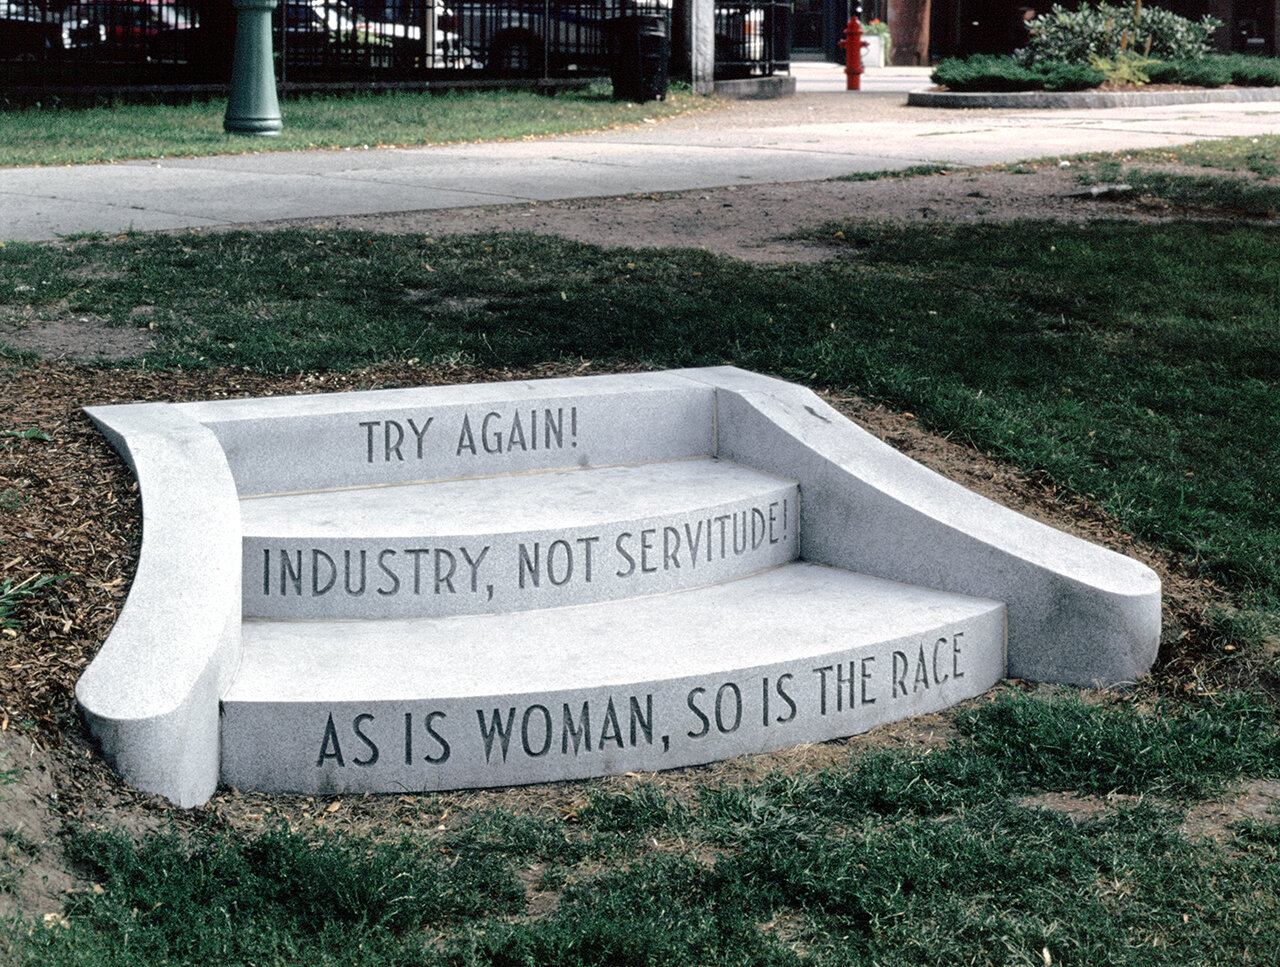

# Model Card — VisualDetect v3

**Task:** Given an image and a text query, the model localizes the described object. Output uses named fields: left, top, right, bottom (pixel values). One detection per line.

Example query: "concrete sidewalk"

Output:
left=3, top=66, right=1278, bottom=242
left=790, top=60, right=934, bottom=94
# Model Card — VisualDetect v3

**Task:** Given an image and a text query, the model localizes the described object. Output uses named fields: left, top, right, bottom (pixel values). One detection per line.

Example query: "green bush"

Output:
left=1144, top=58, right=1180, bottom=83
left=932, top=55, right=1040, bottom=91
left=1024, top=2, right=1223, bottom=64
left=932, top=55, right=1104, bottom=92
left=934, top=49, right=1280, bottom=93
left=1098, top=53, right=1280, bottom=87
left=1170, top=56, right=1234, bottom=87
left=1039, top=61, right=1110, bottom=90
left=1219, top=52, right=1280, bottom=86
left=1135, top=3, right=1226, bottom=58
left=1089, top=49, right=1160, bottom=84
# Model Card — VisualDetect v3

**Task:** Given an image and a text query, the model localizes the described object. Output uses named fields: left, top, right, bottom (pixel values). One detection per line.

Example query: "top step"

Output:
left=241, top=458, right=798, bottom=619
left=177, top=372, right=715, bottom=497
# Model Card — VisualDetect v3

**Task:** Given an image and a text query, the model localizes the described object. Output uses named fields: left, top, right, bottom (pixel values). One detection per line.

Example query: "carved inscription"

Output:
left=474, top=696, right=655, bottom=762
left=241, top=398, right=794, bottom=619
left=309, top=633, right=971, bottom=776
left=358, top=406, right=578, bottom=464
left=256, top=497, right=792, bottom=609
left=262, top=546, right=492, bottom=599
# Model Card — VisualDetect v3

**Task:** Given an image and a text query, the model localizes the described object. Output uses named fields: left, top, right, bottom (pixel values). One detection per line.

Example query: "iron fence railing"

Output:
left=2, top=0, right=789, bottom=93
left=451, top=0, right=656, bottom=77
left=712, top=0, right=788, bottom=79
left=276, top=0, right=478, bottom=81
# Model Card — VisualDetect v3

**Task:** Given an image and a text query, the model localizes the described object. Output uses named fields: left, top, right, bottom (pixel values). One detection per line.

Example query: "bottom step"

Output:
left=221, top=564, right=1006, bottom=794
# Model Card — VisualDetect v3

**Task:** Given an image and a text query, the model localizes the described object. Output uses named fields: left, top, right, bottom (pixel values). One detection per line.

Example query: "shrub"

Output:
left=932, top=55, right=1042, bottom=92
left=1137, top=54, right=1280, bottom=87
left=1038, top=61, right=1109, bottom=90
left=1144, top=58, right=1180, bottom=83
left=934, top=40, right=1280, bottom=94
left=932, top=55, right=1104, bottom=92
left=1089, top=50, right=1160, bottom=84
left=1219, top=53, right=1280, bottom=86
left=1024, top=3, right=1223, bottom=65
left=1136, top=3, right=1225, bottom=59
left=1170, top=56, right=1234, bottom=87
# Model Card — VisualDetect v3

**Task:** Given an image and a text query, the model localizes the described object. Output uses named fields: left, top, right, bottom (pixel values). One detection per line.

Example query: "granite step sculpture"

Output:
left=80, top=367, right=1161, bottom=807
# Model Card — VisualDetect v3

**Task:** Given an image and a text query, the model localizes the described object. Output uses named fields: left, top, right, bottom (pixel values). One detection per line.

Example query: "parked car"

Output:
left=349, top=0, right=475, bottom=68
left=62, top=0, right=197, bottom=62
left=1, top=1, right=60, bottom=60
left=278, top=0, right=361, bottom=65
left=0, top=0, right=104, bottom=60
left=451, top=0, right=669, bottom=73
left=279, top=0, right=470, bottom=70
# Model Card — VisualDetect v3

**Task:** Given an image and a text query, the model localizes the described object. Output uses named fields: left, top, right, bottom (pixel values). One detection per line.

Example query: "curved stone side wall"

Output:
left=78, top=404, right=242, bottom=807
left=681, top=367, right=1161, bottom=686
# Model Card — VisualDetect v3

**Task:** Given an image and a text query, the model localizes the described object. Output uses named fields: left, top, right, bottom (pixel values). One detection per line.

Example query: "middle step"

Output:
left=241, top=458, right=799, bottom=619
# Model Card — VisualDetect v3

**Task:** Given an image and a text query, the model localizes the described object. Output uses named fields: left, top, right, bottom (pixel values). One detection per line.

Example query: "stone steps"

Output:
left=220, top=562, right=1006, bottom=794
left=240, top=458, right=798, bottom=619
left=81, top=367, right=1160, bottom=807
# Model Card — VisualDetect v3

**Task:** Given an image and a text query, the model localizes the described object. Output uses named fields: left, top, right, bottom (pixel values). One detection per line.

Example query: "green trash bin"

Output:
left=609, top=13, right=669, bottom=103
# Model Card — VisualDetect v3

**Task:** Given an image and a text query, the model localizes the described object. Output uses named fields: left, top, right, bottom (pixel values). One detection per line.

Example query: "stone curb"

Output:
left=908, top=86, right=1280, bottom=109
left=714, top=74, right=798, bottom=100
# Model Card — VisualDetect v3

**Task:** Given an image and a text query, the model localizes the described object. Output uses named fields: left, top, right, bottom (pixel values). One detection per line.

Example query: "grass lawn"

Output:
left=4, top=220, right=1277, bottom=618
left=1083, top=133, right=1280, bottom=179
left=0, top=83, right=713, bottom=167
left=5, top=690, right=1279, bottom=966
left=1, top=148, right=1279, bottom=964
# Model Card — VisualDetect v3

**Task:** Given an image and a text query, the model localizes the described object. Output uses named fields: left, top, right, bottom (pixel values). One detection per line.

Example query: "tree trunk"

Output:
left=887, top=0, right=931, bottom=65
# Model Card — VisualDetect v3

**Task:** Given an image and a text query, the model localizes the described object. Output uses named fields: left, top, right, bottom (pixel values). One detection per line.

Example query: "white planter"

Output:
left=861, top=33, right=886, bottom=69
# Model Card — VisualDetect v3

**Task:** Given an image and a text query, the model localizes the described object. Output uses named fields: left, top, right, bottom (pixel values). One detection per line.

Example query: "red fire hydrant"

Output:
left=837, top=17, right=865, bottom=91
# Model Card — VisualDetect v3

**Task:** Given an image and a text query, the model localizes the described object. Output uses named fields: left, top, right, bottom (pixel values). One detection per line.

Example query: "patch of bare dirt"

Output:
left=1182, top=779, right=1280, bottom=844
left=1015, top=780, right=1280, bottom=848
left=254, top=162, right=1229, bottom=265
left=0, top=728, right=75, bottom=921
left=0, top=308, right=155, bottom=363
left=1018, top=789, right=1143, bottom=821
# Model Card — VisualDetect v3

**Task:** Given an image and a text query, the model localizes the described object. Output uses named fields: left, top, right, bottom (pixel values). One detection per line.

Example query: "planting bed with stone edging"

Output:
left=909, top=86, right=1280, bottom=109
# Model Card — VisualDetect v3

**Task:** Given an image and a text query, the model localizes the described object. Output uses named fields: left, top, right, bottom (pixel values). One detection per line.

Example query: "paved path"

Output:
left=3, top=62, right=1278, bottom=242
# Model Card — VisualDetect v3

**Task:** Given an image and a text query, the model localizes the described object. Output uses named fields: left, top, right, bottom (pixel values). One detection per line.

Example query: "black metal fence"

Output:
left=278, top=0, right=659, bottom=82
left=2, top=0, right=789, bottom=94
left=711, top=0, right=788, bottom=79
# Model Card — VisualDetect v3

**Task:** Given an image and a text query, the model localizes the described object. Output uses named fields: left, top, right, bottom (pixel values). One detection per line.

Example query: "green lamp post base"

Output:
left=225, top=115, right=284, bottom=136
left=225, top=0, right=283, bottom=136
